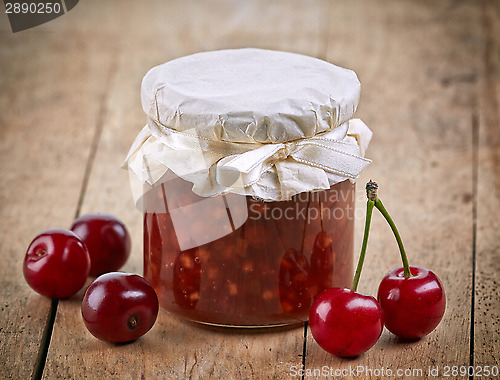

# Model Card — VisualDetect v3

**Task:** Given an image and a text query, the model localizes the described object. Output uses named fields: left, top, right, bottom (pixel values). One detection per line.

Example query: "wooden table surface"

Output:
left=1, top=1, right=499, bottom=379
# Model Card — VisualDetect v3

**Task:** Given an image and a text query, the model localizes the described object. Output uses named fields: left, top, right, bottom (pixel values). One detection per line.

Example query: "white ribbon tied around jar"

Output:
left=124, top=115, right=372, bottom=203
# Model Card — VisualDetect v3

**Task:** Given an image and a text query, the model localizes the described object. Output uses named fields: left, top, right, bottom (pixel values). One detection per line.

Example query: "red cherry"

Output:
left=377, top=266, right=446, bottom=339
left=309, top=288, right=383, bottom=357
left=71, top=213, right=131, bottom=276
left=81, top=272, right=159, bottom=343
left=23, top=229, right=91, bottom=299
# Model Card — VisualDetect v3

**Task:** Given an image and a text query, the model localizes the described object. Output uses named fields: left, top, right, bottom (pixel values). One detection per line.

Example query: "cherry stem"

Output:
left=373, top=198, right=412, bottom=278
left=351, top=199, right=374, bottom=292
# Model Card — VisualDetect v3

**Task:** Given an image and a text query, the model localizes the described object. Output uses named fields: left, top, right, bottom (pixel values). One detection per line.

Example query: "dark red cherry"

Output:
left=377, top=266, right=446, bottom=339
left=71, top=213, right=131, bottom=276
left=278, top=248, right=311, bottom=313
left=81, top=272, right=159, bottom=343
left=309, top=288, right=383, bottom=357
left=23, top=229, right=91, bottom=299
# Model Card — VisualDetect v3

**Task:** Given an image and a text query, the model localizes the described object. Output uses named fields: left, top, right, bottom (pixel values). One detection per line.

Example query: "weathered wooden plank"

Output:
left=304, top=1, right=480, bottom=378
left=5, top=0, right=493, bottom=378
left=475, top=0, right=500, bottom=372
left=0, top=17, right=115, bottom=380
left=43, top=0, right=329, bottom=378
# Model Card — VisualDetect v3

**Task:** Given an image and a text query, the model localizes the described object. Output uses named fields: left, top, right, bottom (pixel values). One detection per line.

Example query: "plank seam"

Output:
left=469, top=110, right=479, bottom=380
left=301, top=321, right=308, bottom=380
left=300, top=2, right=333, bottom=379
left=470, top=0, right=498, bottom=375
left=31, top=299, right=58, bottom=380
left=31, top=51, right=119, bottom=380
left=301, top=1, right=332, bottom=380
left=74, top=56, right=119, bottom=220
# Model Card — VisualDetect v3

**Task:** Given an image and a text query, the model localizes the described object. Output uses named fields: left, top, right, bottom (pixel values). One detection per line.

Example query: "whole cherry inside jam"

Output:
left=81, top=272, right=159, bottom=343
left=23, top=228, right=91, bottom=299
left=310, top=231, right=335, bottom=298
left=278, top=248, right=311, bottom=313
left=143, top=175, right=354, bottom=326
left=71, top=213, right=131, bottom=277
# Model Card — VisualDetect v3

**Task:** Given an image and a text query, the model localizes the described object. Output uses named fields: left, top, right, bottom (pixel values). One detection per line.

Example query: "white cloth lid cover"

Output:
left=124, top=48, right=373, bottom=202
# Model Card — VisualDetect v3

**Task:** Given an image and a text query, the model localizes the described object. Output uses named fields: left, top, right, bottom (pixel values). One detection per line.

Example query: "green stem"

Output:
left=374, top=198, right=412, bottom=278
left=351, top=200, right=374, bottom=292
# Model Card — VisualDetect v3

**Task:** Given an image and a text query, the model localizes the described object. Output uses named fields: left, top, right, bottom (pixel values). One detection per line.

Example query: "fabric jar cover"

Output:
left=123, top=48, right=373, bottom=203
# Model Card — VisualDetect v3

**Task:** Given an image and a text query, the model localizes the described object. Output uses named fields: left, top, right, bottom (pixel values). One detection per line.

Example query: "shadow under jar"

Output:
left=143, top=175, right=354, bottom=327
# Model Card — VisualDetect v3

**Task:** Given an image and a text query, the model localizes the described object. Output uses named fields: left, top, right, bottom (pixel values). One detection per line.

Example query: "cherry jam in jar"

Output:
left=143, top=175, right=354, bottom=327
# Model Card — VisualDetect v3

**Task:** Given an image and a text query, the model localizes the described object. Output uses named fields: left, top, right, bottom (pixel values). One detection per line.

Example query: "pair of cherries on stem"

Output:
left=309, top=181, right=446, bottom=357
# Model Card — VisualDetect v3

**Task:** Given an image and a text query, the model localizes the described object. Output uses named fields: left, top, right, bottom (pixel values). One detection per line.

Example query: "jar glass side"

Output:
left=143, top=175, right=354, bottom=327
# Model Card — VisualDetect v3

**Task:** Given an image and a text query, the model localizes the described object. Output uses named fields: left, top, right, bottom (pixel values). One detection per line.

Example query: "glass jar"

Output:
left=142, top=174, right=354, bottom=327
left=124, top=48, right=373, bottom=327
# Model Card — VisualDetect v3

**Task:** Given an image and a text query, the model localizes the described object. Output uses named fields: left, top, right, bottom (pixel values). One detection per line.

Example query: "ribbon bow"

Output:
left=128, top=116, right=372, bottom=200
left=215, top=135, right=371, bottom=189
